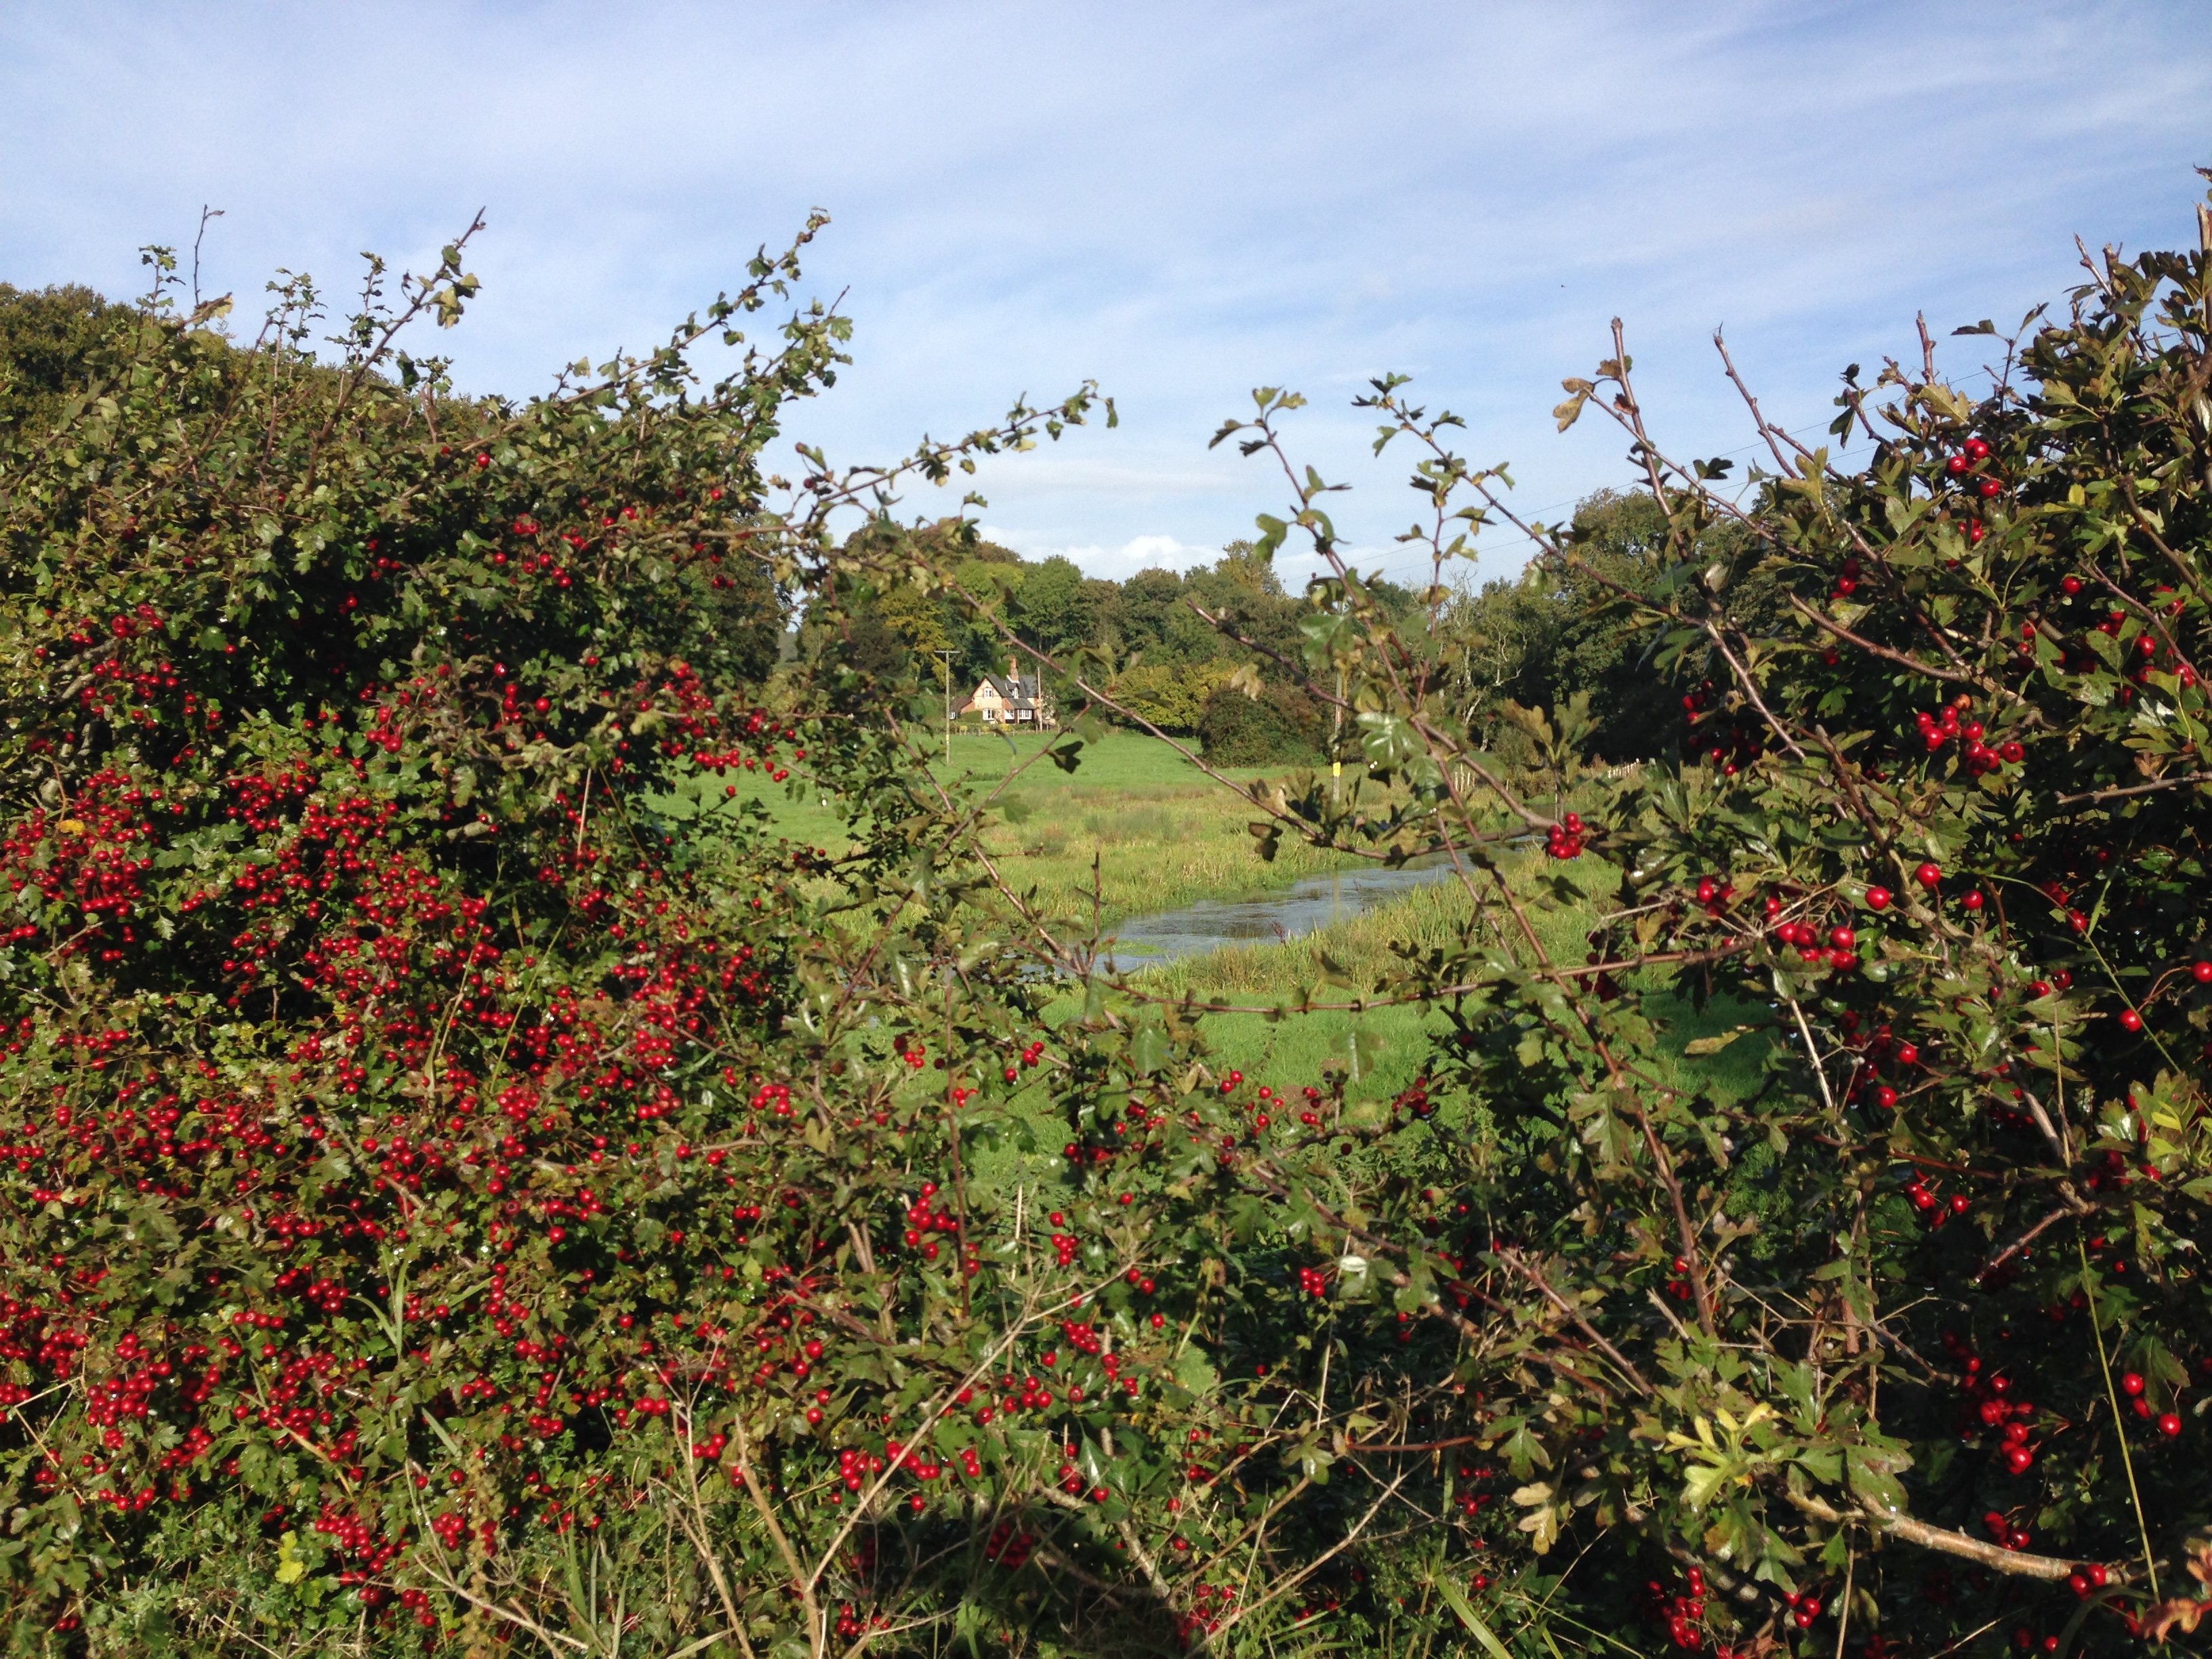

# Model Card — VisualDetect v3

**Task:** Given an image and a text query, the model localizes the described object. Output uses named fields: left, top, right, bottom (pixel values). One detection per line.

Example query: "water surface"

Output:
left=1097, top=855, right=1463, bottom=971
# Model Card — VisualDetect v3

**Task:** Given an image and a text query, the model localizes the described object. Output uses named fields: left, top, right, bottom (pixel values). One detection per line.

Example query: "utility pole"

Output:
left=1330, top=664, right=1345, bottom=808
left=1331, top=663, right=1345, bottom=922
left=935, top=650, right=954, bottom=765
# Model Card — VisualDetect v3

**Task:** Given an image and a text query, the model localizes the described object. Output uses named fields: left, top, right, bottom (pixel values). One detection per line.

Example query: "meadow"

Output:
left=678, top=728, right=1770, bottom=1118
left=665, top=726, right=1367, bottom=927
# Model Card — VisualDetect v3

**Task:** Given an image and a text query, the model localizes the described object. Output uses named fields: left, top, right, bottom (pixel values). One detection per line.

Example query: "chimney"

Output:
left=1008, top=658, right=1020, bottom=687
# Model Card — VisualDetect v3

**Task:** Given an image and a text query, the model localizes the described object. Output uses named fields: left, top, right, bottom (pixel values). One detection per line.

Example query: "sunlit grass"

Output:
left=1125, top=851, right=1771, bottom=1104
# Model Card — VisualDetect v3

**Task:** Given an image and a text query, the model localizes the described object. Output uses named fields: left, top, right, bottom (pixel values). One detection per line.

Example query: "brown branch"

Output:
left=1343, top=1433, right=1488, bottom=1455
left=1632, top=1100, right=1718, bottom=1339
left=2055, top=770, right=2212, bottom=806
left=1975, top=1187, right=2094, bottom=1285
left=1785, top=1490, right=2083, bottom=1582
left=1493, top=1248, right=1654, bottom=1395
left=1083, top=939, right=1751, bottom=1020
left=1714, top=327, right=1813, bottom=476
left=1200, top=1472, right=1413, bottom=1651
left=1786, top=595, right=1990, bottom=691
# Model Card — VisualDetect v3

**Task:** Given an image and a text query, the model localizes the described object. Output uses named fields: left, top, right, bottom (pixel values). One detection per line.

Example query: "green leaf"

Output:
left=1172, top=1347, right=1218, bottom=1397
left=1128, top=1025, right=1170, bottom=1076
left=1845, top=1441, right=1914, bottom=1522
left=1436, top=1575, right=1518, bottom=1659
left=273, top=1532, right=306, bottom=1585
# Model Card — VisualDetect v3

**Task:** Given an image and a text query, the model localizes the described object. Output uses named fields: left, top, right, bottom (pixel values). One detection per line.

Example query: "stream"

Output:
left=1097, top=855, right=1463, bottom=972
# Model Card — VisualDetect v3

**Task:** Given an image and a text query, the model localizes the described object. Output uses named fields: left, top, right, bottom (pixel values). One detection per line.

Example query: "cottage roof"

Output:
left=979, top=672, right=1043, bottom=710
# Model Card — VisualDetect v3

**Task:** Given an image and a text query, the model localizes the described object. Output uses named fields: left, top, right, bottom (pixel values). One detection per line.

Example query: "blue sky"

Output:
left=3, top=1, right=2209, bottom=589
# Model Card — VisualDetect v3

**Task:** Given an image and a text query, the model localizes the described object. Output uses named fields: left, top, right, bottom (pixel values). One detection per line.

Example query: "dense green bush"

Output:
left=8, top=179, right=2212, bottom=1659
left=1088, top=192, right=2212, bottom=1659
left=1195, top=679, right=1323, bottom=764
left=0, top=230, right=1169, bottom=1658
left=1103, top=661, right=1233, bottom=735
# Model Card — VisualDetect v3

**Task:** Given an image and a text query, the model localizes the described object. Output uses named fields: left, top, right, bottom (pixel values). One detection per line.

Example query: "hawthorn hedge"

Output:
left=4, top=184, right=2212, bottom=1659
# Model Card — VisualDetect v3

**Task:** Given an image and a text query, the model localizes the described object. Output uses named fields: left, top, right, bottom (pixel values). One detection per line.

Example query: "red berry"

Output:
left=1864, top=886, right=1891, bottom=911
left=1914, top=863, right=1941, bottom=889
left=2158, top=1412, right=2182, bottom=1437
left=2119, top=1010, right=2143, bottom=1033
left=1895, top=1043, right=1919, bottom=1067
left=2121, top=1372, right=2145, bottom=1396
left=1828, top=926, right=1856, bottom=950
left=2194, top=962, right=2212, bottom=984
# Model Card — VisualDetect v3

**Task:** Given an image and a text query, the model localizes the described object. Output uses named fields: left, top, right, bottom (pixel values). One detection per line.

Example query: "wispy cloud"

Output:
left=5, top=0, right=2207, bottom=583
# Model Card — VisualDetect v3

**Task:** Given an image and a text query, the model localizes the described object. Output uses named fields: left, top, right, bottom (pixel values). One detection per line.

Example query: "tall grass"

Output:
left=1128, top=853, right=1772, bottom=1103
left=980, top=782, right=1358, bottom=928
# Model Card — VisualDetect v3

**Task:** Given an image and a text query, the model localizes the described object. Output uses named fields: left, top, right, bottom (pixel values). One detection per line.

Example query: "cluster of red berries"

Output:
left=1840, top=1012, right=1919, bottom=1109
left=747, top=1078, right=794, bottom=1117
left=1047, top=1212, right=1080, bottom=1268
left=1296, top=1083, right=1331, bottom=1126
left=1950, top=1343, right=2043, bottom=1474
left=835, top=1445, right=886, bottom=1493
left=1914, top=699, right=2023, bottom=773
left=971, top=1368, right=1063, bottom=1422
left=1546, top=813, right=1586, bottom=860
left=1641, top=1565, right=1708, bottom=1650
left=1175, top=1582, right=1240, bottom=1643
left=1769, top=912, right=1860, bottom=972
left=1942, top=436, right=2000, bottom=540
left=1906, top=1179, right=1971, bottom=1228
left=832, top=1602, right=896, bottom=1638
left=1393, top=1076, right=1434, bottom=1120
left=901, top=1182, right=962, bottom=1264
left=312, top=1500, right=407, bottom=1583
left=2118, top=1368, right=2185, bottom=1438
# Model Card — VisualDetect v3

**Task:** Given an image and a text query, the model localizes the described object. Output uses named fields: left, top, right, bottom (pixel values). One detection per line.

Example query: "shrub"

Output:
left=1109, top=660, right=1233, bottom=735
left=0, top=228, right=1141, bottom=1656
left=1196, top=678, right=1322, bottom=764
left=1101, top=188, right=2212, bottom=1658
left=12, top=180, right=2212, bottom=1659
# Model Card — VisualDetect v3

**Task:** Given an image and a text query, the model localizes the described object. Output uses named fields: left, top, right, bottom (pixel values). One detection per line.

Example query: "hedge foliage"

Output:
left=3, top=182, right=2212, bottom=1659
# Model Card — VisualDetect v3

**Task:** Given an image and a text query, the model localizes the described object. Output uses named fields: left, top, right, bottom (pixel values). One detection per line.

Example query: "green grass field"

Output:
left=1115, top=854, right=1769, bottom=1105
left=940, top=844, right=1771, bottom=1212
left=681, top=732, right=1767, bottom=1173
left=672, top=729, right=1372, bottom=929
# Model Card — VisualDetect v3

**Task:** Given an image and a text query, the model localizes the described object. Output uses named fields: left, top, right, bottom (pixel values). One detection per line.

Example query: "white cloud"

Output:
left=976, top=528, right=1221, bottom=580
